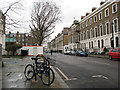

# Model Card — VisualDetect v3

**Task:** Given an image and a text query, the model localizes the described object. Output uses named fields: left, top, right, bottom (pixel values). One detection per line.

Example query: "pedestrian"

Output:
left=51, top=49, right=53, bottom=55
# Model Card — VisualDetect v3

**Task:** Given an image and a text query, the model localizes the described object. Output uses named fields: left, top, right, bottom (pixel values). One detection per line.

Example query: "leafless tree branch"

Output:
left=1, top=0, right=25, bottom=32
left=30, top=1, right=61, bottom=45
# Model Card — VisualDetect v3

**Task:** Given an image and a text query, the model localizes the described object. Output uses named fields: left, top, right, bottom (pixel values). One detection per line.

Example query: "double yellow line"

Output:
left=54, top=66, right=70, bottom=80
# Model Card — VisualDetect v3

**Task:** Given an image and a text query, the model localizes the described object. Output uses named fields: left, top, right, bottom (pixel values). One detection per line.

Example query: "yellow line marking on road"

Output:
left=54, top=67, right=70, bottom=80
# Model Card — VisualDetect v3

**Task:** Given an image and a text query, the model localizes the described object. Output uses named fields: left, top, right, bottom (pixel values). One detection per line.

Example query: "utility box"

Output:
left=20, top=46, right=43, bottom=56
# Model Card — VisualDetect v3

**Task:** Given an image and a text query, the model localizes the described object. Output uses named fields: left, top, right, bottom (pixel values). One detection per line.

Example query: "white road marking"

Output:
left=18, top=74, right=22, bottom=77
left=19, top=76, right=23, bottom=79
left=93, top=61, right=110, bottom=65
left=10, top=85, right=17, bottom=88
left=8, top=79, right=18, bottom=82
left=92, top=75, right=109, bottom=79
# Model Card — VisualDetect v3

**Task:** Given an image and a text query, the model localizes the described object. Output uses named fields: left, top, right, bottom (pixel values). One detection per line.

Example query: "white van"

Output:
left=64, top=45, right=70, bottom=54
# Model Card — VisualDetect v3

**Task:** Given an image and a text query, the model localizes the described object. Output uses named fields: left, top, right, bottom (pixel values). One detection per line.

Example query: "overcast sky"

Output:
left=0, top=0, right=102, bottom=40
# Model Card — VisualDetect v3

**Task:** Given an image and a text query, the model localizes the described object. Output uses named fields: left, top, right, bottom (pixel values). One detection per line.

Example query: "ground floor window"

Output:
left=110, top=38, right=114, bottom=48
left=116, top=37, right=119, bottom=47
left=101, top=39, right=104, bottom=48
left=98, top=40, right=100, bottom=48
left=91, top=41, right=93, bottom=48
left=89, top=42, right=91, bottom=49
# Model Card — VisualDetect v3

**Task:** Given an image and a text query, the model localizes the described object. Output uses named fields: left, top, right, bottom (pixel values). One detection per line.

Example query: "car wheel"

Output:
left=109, top=55, right=112, bottom=60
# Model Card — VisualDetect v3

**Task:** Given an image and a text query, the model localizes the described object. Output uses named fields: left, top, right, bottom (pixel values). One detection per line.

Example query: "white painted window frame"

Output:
left=99, top=24, right=103, bottom=36
left=94, top=26, right=98, bottom=37
left=112, top=3, right=117, bottom=14
left=99, top=12, right=102, bottom=20
left=105, top=8, right=109, bottom=17
left=105, top=21, right=110, bottom=35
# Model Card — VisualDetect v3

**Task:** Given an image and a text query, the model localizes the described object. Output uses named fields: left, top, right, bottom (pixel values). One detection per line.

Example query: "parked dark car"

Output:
left=69, top=50, right=76, bottom=55
left=75, top=50, right=88, bottom=57
left=109, top=48, right=120, bottom=60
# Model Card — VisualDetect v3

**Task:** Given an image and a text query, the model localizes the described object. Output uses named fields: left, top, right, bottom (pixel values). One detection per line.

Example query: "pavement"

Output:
left=89, top=54, right=109, bottom=59
left=1, top=56, right=68, bottom=89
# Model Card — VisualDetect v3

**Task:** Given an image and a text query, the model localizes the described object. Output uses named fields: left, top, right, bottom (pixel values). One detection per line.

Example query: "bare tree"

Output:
left=1, top=0, right=24, bottom=32
left=30, top=1, right=61, bottom=45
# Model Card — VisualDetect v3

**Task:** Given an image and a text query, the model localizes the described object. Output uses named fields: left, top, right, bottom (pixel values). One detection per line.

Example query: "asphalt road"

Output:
left=46, top=53, right=120, bottom=88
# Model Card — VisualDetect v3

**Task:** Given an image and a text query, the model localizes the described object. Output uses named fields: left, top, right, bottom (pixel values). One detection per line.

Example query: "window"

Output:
left=80, top=24, right=82, bottom=29
left=89, top=18, right=92, bottom=25
left=81, top=32, right=83, bottom=40
left=112, top=3, right=117, bottom=13
left=94, top=27, right=98, bottom=37
left=106, top=22, right=110, bottom=34
left=98, top=40, right=100, bottom=48
left=90, top=29, right=93, bottom=38
left=116, top=37, right=119, bottom=47
left=14, top=34, right=16, bottom=37
left=78, top=33, right=80, bottom=41
left=86, top=20, right=88, bottom=27
left=82, top=23, right=85, bottom=29
left=101, top=39, right=104, bottom=48
left=87, top=30, right=90, bottom=39
left=26, top=43, right=28, bottom=46
left=111, top=49, right=118, bottom=52
left=91, top=41, right=93, bottom=48
left=89, top=42, right=91, bottom=49
left=94, top=15, right=97, bottom=23
left=99, top=24, right=103, bottom=36
left=113, top=18, right=118, bottom=32
left=83, top=31, right=86, bottom=40
left=99, top=12, right=102, bottom=20
left=10, top=34, right=13, bottom=37
left=105, top=8, right=109, bottom=17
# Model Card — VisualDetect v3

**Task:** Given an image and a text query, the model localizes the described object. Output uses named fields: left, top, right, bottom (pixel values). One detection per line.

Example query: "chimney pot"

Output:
left=81, top=16, right=85, bottom=19
left=100, top=1, right=105, bottom=5
left=92, top=7, right=97, bottom=12
left=86, top=12, right=90, bottom=16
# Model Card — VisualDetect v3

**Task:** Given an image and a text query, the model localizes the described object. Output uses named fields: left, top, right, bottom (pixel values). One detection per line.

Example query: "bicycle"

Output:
left=24, top=55, right=55, bottom=86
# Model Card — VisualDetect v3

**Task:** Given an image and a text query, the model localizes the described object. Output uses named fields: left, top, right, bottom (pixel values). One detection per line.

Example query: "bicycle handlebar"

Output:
left=31, top=55, right=50, bottom=65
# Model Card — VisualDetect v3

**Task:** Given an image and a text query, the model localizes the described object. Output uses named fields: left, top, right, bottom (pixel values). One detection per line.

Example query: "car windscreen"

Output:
left=78, top=51, right=82, bottom=53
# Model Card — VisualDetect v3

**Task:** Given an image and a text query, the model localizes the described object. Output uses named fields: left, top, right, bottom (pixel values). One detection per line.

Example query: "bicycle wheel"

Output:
left=41, top=68, right=55, bottom=86
left=24, top=64, right=35, bottom=80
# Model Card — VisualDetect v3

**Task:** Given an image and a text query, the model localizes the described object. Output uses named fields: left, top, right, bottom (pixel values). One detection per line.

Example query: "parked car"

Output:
left=75, top=50, right=88, bottom=57
left=69, top=50, right=76, bottom=55
left=109, top=48, right=120, bottom=60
